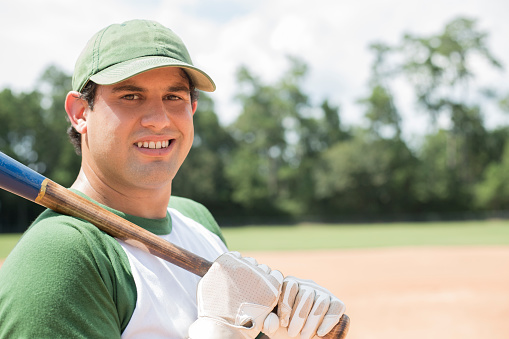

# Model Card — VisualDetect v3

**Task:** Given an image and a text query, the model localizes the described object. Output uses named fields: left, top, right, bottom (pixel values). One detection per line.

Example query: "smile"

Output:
left=136, top=140, right=171, bottom=149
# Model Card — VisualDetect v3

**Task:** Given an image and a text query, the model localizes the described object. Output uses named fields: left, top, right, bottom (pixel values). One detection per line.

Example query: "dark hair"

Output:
left=67, top=69, right=199, bottom=155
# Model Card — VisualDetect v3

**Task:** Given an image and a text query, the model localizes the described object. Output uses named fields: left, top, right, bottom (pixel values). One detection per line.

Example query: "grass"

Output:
left=1, top=220, right=509, bottom=260
left=221, top=220, right=509, bottom=252
left=0, top=234, right=23, bottom=259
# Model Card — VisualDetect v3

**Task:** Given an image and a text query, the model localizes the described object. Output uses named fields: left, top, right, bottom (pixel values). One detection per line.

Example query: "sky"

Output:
left=1, top=0, right=508, bottom=143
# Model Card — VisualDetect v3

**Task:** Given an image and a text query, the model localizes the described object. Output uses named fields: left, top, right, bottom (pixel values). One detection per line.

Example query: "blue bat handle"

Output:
left=0, top=152, right=46, bottom=201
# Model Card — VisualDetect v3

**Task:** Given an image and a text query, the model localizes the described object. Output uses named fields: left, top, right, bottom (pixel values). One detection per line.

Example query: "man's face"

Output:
left=81, top=67, right=197, bottom=192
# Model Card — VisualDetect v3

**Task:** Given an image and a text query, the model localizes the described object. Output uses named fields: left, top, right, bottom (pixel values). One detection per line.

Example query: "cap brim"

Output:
left=89, top=55, right=216, bottom=92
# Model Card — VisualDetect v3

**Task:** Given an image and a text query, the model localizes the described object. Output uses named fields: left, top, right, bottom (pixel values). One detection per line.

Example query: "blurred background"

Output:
left=1, top=0, right=509, bottom=229
left=1, top=1, right=509, bottom=338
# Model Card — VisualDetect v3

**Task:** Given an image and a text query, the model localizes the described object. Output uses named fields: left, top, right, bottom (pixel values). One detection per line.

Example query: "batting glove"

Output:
left=188, top=251, right=284, bottom=339
left=272, top=276, right=346, bottom=339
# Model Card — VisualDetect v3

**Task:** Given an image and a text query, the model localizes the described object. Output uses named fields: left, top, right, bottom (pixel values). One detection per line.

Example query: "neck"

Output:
left=71, top=167, right=171, bottom=219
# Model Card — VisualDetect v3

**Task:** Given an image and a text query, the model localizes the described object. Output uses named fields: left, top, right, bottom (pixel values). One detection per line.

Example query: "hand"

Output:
left=188, top=252, right=284, bottom=339
left=272, top=276, right=346, bottom=339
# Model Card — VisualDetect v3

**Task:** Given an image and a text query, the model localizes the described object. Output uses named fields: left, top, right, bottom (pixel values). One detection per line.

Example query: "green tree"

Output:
left=227, top=57, right=348, bottom=216
left=226, top=64, right=293, bottom=214
left=414, top=130, right=467, bottom=211
left=0, top=65, right=80, bottom=232
left=399, top=17, right=502, bottom=124
left=474, top=126, right=509, bottom=210
left=293, top=99, right=350, bottom=214
left=320, top=39, right=419, bottom=218
left=475, top=138, right=509, bottom=210
left=313, top=131, right=418, bottom=216
left=500, top=93, right=509, bottom=113
left=366, top=17, right=504, bottom=213
left=320, top=99, right=348, bottom=146
left=359, top=42, right=402, bottom=139
left=0, top=88, right=46, bottom=231
left=400, top=18, right=501, bottom=209
left=34, top=65, right=81, bottom=185
left=359, top=84, right=401, bottom=140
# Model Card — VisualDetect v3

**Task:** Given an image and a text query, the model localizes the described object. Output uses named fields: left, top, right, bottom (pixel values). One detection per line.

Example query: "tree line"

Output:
left=1, top=17, right=509, bottom=232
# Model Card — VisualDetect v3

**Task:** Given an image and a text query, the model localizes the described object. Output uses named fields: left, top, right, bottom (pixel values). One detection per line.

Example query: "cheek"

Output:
left=86, top=111, right=124, bottom=152
left=187, top=116, right=195, bottom=136
left=174, top=113, right=194, bottom=160
left=171, top=106, right=194, bottom=137
left=182, top=108, right=195, bottom=134
left=183, top=116, right=195, bottom=145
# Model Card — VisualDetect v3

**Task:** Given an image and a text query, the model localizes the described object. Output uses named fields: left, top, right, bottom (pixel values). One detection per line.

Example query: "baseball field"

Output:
left=1, top=220, right=508, bottom=338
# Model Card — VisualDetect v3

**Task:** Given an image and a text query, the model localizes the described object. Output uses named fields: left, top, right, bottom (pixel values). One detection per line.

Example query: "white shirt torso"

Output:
left=119, top=208, right=228, bottom=339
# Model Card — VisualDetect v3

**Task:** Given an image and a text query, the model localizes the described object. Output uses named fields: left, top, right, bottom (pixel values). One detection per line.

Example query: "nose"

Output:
left=140, top=100, right=171, bottom=130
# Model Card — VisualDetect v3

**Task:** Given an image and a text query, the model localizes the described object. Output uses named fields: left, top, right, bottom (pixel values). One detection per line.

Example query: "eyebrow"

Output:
left=111, top=84, right=190, bottom=93
left=165, top=85, right=191, bottom=93
left=111, top=84, right=146, bottom=93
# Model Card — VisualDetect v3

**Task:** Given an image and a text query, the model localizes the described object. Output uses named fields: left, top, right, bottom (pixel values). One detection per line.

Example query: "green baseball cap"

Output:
left=72, top=19, right=215, bottom=92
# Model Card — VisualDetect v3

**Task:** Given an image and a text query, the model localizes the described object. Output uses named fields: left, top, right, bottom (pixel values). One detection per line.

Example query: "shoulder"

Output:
left=25, top=209, right=123, bottom=259
left=168, top=196, right=226, bottom=245
left=6, top=208, right=133, bottom=293
left=0, top=209, right=136, bottom=336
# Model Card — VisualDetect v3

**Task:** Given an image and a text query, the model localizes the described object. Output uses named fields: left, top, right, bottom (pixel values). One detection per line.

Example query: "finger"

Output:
left=288, top=287, right=315, bottom=337
left=278, top=278, right=299, bottom=327
left=243, top=256, right=258, bottom=266
left=300, top=293, right=330, bottom=339
left=258, top=263, right=270, bottom=274
left=270, top=269, right=284, bottom=285
left=263, top=312, right=280, bottom=336
left=316, top=298, right=346, bottom=337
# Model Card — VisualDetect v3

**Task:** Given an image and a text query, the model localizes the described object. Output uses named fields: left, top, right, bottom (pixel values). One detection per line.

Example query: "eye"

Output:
left=165, top=94, right=182, bottom=101
left=122, top=94, right=140, bottom=100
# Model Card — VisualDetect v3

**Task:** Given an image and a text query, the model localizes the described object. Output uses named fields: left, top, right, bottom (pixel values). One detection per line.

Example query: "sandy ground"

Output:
left=1, top=247, right=507, bottom=338
left=244, top=246, right=509, bottom=339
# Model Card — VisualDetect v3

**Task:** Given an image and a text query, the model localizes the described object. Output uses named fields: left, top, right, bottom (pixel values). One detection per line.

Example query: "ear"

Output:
left=191, top=100, right=198, bottom=116
left=65, top=91, right=88, bottom=134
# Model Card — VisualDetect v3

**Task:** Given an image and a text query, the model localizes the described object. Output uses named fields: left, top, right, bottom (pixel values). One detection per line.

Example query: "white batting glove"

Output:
left=272, top=276, right=346, bottom=339
left=188, top=252, right=284, bottom=339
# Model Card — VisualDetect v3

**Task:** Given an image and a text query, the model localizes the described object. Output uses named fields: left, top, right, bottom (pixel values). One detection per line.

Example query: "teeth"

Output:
left=137, top=140, right=170, bottom=149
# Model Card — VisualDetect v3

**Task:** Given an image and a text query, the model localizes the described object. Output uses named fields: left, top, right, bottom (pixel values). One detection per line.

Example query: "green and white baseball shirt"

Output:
left=0, top=190, right=228, bottom=338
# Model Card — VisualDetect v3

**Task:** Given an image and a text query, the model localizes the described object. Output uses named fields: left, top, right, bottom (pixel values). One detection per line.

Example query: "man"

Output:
left=0, top=20, right=345, bottom=338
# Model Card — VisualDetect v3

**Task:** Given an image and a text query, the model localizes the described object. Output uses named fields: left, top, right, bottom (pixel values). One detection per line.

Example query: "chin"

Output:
left=127, top=166, right=176, bottom=187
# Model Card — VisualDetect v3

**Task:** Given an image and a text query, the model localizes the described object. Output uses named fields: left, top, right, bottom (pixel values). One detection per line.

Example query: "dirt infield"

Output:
left=1, top=247, right=507, bottom=338
left=245, top=246, right=509, bottom=339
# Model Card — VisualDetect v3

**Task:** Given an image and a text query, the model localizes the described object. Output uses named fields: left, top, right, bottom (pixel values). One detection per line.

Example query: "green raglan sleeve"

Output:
left=169, top=196, right=227, bottom=246
left=0, top=210, right=136, bottom=339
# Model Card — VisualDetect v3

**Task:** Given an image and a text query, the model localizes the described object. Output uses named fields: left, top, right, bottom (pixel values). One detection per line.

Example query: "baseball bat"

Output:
left=0, top=151, right=349, bottom=338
